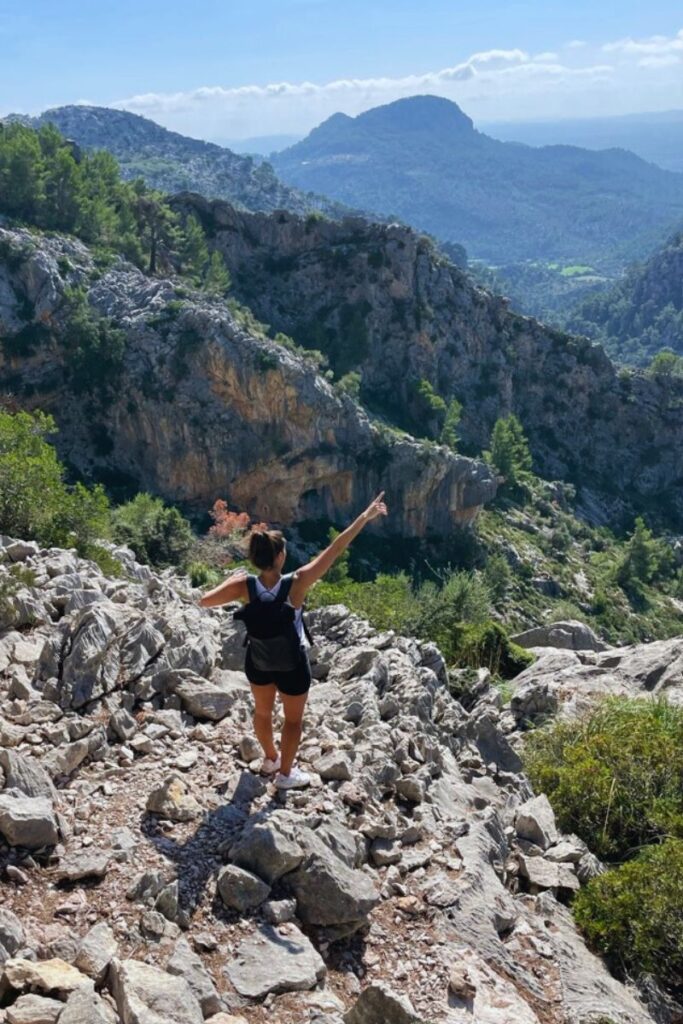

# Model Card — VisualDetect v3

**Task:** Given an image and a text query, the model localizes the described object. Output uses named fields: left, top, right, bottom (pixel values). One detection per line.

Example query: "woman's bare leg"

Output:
left=279, top=692, right=308, bottom=776
left=250, top=683, right=278, bottom=761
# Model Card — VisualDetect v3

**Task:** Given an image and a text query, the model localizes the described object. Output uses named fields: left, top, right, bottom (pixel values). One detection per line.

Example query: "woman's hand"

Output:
left=362, top=491, right=388, bottom=522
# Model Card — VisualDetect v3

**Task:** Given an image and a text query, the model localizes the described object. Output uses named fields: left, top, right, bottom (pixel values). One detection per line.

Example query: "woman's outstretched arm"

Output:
left=291, top=492, right=388, bottom=601
left=198, top=568, right=249, bottom=608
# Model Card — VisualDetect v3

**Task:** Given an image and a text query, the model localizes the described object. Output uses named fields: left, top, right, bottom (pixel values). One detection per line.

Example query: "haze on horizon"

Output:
left=1, top=0, right=682, bottom=145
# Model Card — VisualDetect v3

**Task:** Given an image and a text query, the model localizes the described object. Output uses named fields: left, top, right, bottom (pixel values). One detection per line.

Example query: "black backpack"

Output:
left=233, top=574, right=311, bottom=673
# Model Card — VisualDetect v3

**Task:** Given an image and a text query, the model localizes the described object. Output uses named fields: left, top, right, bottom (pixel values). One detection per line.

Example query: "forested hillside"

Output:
left=7, top=104, right=349, bottom=219
left=273, top=95, right=683, bottom=266
left=568, top=231, right=683, bottom=365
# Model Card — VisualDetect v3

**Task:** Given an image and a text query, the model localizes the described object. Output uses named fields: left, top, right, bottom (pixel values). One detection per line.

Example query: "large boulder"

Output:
left=0, top=792, right=59, bottom=848
left=109, top=958, right=204, bottom=1024
left=512, top=621, right=607, bottom=652
left=285, top=828, right=380, bottom=937
left=229, top=814, right=304, bottom=883
left=217, top=865, right=270, bottom=912
left=224, top=923, right=325, bottom=999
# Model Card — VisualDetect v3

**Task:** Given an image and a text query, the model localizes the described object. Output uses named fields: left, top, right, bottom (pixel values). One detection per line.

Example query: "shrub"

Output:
left=524, top=698, right=683, bottom=860
left=111, top=493, right=194, bottom=568
left=186, top=560, right=222, bottom=588
left=453, top=620, right=534, bottom=678
left=408, top=569, right=491, bottom=663
left=483, top=552, right=512, bottom=603
left=573, top=839, right=683, bottom=987
left=0, top=408, right=114, bottom=559
left=307, top=572, right=417, bottom=634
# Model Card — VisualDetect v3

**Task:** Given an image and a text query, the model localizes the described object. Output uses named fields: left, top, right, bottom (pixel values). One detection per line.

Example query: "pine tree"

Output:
left=180, top=215, right=209, bottom=282
left=203, top=251, right=231, bottom=296
left=441, top=398, right=463, bottom=450
left=487, top=414, right=533, bottom=489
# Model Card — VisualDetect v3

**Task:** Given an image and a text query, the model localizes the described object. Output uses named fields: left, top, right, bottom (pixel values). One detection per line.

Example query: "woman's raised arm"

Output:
left=290, top=492, right=388, bottom=602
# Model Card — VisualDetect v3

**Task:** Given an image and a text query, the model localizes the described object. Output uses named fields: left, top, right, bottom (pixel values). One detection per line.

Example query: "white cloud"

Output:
left=107, top=29, right=683, bottom=139
left=603, top=28, right=683, bottom=56
left=638, top=53, right=682, bottom=69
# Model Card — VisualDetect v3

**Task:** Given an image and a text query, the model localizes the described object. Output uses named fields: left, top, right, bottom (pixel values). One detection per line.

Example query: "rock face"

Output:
left=511, top=635, right=683, bottom=723
left=0, top=536, right=667, bottom=1024
left=512, top=620, right=607, bottom=652
left=171, top=195, right=683, bottom=525
left=0, top=225, right=496, bottom=539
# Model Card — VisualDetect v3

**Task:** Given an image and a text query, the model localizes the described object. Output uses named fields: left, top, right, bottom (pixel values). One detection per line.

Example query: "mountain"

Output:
left=483, top=108, right=683, bottom=173
left=8, top=105, right=346, bottom=218
left=567, top=231, right=683, bottom=365
left=169, top=193, right=683, bottom=527
left=272, top=95, right=683, bottom=266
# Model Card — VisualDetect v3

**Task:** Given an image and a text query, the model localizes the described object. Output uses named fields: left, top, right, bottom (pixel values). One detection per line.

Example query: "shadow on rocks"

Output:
left=140, top=770, right=280, bottom=925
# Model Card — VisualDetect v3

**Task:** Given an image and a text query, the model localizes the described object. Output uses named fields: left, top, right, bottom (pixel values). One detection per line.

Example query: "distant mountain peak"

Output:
left=356, top=95, right=475, bottom=134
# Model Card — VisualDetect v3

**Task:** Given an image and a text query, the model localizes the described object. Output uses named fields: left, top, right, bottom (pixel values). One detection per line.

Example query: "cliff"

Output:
left=173, top=194, right=683, bottom=525
left=0, top=226, right=495, bottom=539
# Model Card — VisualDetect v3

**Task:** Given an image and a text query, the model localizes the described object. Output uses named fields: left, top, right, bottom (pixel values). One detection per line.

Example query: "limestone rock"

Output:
left=0, top=792, right=59, bottom=848
left=286, top=828, right=380, bottom=934
left=229, top=815, right=304, bottom=883
left=6, top=994, right=64, bottom=1024
left=314, top=750, right=353, bottom=781
left=1, top=957, right=89, bottom=997
left=515, top=794, right=558, bottom=850
left=224, top=923, right=325, bottom=999
left=0, top=911, right=24, bottom=960
left=55, top=848, right=111, bottom=883
left=75, top=923, right=118, bottom=984
left=146, top=775, right=202, bottom=822
left=109, top=957, right=203, bottom=1024
left=166, top=938, right=222, bottom=1018
left=217, top=865, right=270, bottom=912
left=343, top=983, right=421, bottom=1024
left=0, top=751, right=56, bottom=800
left=58, top=987, right=117, bottom=1024
left=173, top=674, right=243, bottom=721
left=512, top=620, right=607, bottom=652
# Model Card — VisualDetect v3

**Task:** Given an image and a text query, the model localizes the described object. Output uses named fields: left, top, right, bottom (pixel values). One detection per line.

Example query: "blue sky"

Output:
left=1, top=1, right=682, bottom=140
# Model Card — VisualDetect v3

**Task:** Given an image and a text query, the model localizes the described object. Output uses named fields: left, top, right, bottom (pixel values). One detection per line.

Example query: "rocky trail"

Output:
left=0, top=536, right=673, bottom=1023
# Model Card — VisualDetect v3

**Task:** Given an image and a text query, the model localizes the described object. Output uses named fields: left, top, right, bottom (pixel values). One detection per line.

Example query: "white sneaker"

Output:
left=261, top=754, right=281, bottom=775
left=274, top=766, right=311, bottom=790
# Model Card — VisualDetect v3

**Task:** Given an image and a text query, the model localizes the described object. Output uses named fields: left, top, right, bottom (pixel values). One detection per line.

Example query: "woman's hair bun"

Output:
left=248, top=529, right=285, bottom=570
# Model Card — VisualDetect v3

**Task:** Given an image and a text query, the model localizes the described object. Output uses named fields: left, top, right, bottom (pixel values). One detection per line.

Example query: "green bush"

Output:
left=308, top=572, right=417, bottom=634
left=0, top=408, right=117, bottom=572
left=524, top=698, right=683, bottom=860
left=452, top=620, right=534, bottom=678
left=408, top=570, right=491, bottom=663
left=573, top=839, right=683, bottom=987
left=111, top=493, right=194, bottom=568
left=186, top=560, right=222, bottom=588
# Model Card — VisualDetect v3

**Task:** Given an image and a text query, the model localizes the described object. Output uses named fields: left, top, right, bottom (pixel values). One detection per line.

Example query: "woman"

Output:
left=199, top=492, right=388, bottom=789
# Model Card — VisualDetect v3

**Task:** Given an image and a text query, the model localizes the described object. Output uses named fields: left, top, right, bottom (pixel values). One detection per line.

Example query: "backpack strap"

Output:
left=246, top=575, right=259, bottom=603
left=273, top=573, right=294, bottom=606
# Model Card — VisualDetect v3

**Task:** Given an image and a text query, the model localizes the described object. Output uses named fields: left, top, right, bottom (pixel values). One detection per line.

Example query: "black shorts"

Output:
left=245, top=647, right=312, bottom=698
